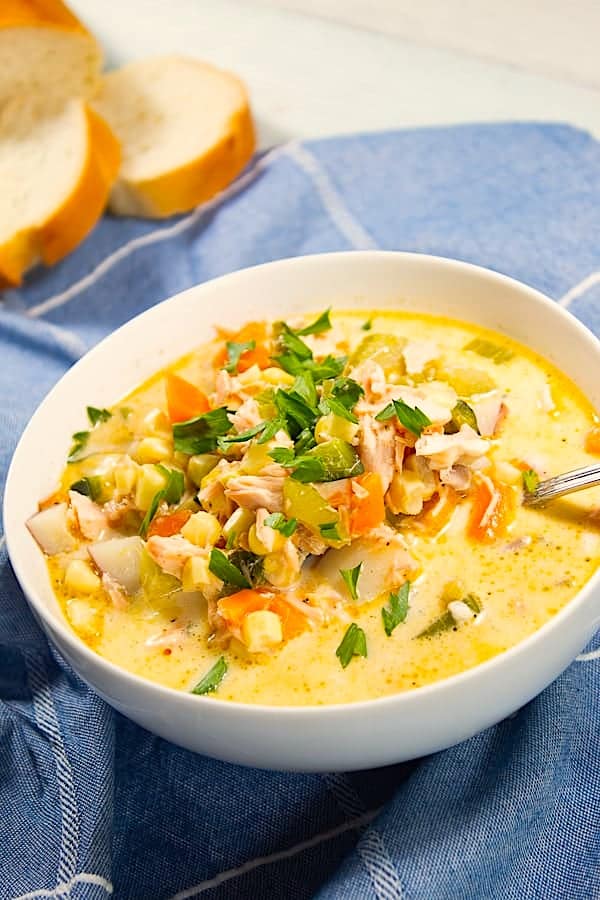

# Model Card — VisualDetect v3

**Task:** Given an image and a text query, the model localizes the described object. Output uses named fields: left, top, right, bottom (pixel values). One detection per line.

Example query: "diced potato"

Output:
left=181, top=511, right=221, bottom=547
left=387, top=471, right=427, bottom=516
left=135, top=464, right=168, bottom=511
left=114, top=458, right=139, bottom=496
left=314, top=413, right=359, bottom=445
left=242, top=610, right=283, bottom=653
left=261, top=367, right=295, bottom=386
left=181, top=556, right=222, bottom=599
left=133, top=437, right=172, bottom=465
left=187, top=454, right=218, bottom=487
left=143, top=408, right=171, bottom=437
left=66, top=598, right=103, bottom=639
left=64, top=559, right=101, bottom=594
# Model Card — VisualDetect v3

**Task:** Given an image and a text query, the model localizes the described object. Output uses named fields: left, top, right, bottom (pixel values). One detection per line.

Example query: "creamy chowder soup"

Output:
left=28, top=310, right=600, bottom=706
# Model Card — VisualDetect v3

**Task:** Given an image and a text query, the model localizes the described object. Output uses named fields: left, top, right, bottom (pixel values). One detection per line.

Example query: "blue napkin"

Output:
left=1, top=123, right=600, bottom=900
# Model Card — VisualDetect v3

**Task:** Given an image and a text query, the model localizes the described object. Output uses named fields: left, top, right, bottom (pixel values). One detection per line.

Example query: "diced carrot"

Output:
left=468, top=477, right=516, bottom=543
left=166, top=373, right=210, bottom=423
left=148, top=509, right=192, bottom=538
left=350, top=472, right=385, bottom=536
left=418, top=487, right=459, bottom=535
left=213, top=321, right=271, bottom=372
left=585, top=425, right=600, bottom=455
left=217, top=589, right=309, bottom=640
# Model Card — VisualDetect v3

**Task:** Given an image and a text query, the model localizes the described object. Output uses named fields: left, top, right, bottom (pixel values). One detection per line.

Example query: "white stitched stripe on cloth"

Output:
left=26, top=144, right=290, bottom=320
left=167, top=810, right=378, bottom=899
left=576, top=647, right=600, bottom=661
left=286, top=143, right=379, bottom=251
left=558, top=270, right=600, bottom=307
left=21, top=651, right=80, bottom=890
left=13, top=872, right=113, bottom=899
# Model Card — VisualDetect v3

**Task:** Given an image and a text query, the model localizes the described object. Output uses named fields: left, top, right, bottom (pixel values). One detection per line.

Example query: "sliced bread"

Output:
left=93, top=56, right=256, bottom=218
left=0, top=0, right=102, bottom=106
left=0, top=96, right=120, bottom=287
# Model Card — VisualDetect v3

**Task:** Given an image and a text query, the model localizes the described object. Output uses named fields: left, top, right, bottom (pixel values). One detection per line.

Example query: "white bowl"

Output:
left=5, top=252, right=600, bottom=771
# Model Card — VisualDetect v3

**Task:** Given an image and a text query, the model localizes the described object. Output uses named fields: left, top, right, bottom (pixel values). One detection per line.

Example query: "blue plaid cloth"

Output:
left=1, top=124, right=599, bottom=900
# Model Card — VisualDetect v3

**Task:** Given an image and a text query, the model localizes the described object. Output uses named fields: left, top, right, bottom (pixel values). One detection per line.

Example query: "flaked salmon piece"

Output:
left=358, top=414, right=396, bottom=492
left=225, top=475, right=285, bottom=512
left=415, top=424, right=489, bottom=470
left=146, top=534, right=207, bottom=579
left=69, top=490, right=110, bottom=541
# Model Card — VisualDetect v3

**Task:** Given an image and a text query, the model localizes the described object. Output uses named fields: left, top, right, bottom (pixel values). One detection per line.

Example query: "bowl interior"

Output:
left=5, top=251, right=600, bottom=668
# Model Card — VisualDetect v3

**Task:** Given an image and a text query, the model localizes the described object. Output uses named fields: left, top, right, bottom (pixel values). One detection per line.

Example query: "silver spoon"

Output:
left=523, top=463, right=600, bottom=506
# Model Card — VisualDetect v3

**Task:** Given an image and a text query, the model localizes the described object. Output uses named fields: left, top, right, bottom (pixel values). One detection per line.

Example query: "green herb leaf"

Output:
left=375, top=399, right=432, bottom=436
left=226, top=530, right=237, bottom=550
left=417, top=593, right=482, bottom=638
left=264, top=512, right=297, bottom=537
left=319, top=521, right=342, bottom=542
left=227, top=549, right=265, bottom=588
left=275, top=322, right=313, bottom=361
left=173, top=407, right=232, bottom=455
left=208, top=548, right=251, bottom=588
left=87, top=406, right=111, bottom=426
left=268, top=446, right=297, bottom=466
left=272, top=352, right=346, bottom=383
left=361, top=319, right=372, bottom=331
left=68, top=430, right=90, bottom=462
left=445, top=399, right=479, bottom=434
left=217, top=422, right=266, bottom=450
left=522, top=469, right=539, bottom=493
left=464, top=337, right=514, bottom=364
left=278, top=438, right=364, bottom=484
left=319, top=376, right=364, bottom=424
left=340, top=562, right=362, bottom=602
left=294, top=427, right=317, bottom=455
left=381, top=581, right=410, bottom=636
left=224, top=340, right=255, bottom=373
left=336, top=622, right=367, bottom=668
left=69, top=476, right=103, bottom=502
left=257, top=415, right=287, bottom=444
left=275, top=387, right=318, bottom=435
left=191, top=656, right=228, bottom=695
left=139, top=466, right=185, bottom=537
left=294, top=309, right=332, bottom=336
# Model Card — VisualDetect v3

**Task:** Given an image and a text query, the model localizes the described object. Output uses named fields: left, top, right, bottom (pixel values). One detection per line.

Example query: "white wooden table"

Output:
left=73, top=0, right=600, bottom=144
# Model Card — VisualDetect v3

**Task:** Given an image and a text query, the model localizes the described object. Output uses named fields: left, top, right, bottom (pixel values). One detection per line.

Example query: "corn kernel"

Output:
left=135, top=464, right=168, bottom=511
left=181, top=511, right=221, bottom=547
left=314, top=413, right=359, bottom=444
left=242, top=609, right=283, bottom=653
left=64, top=559, right=101, bottom=594
left=181, top=556, right=222, bottom=599
left=143, top=408, right=171, bottom=437
left=133, top=437, right=172, bottom=465
left=247, top=524, right=269, bottom=556
left=263, top=545, right=300, bottom=588
left=114, top=458, right=139, bottom=496
left=387, top=471, right=425, bottom=516
left=261, top=367, right=295, bottom=386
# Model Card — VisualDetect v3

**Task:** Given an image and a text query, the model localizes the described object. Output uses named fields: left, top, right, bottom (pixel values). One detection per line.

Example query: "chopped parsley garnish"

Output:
left=139, top=466, right=184, bottom=538
left=274, top=322, right=313, bottom=361
left=375, top=398, right=432, bottom=437
left=336, top=622, right=367, bottom=668
left=294, top=427, right=317, bottom=455
left=319, top=376, right=364, bottom=423
left=464, top=338, right=514, bottom=364
left=208, top=548, right=251, bottom=589
left=269, top=447, right=296, bottom=466
left=293, top=309, right=332, bottom=336
left=320, top=521, right=343, bottom=542
left=268, top=438, right=363, bottom=483
left=228, top=550, right=265, bottom=588
left=224, top=340, right=255, bottom=373
left=257, top=415, right=287, bottom=445
left=191, top=656, right=228, bottom=695
left=361, top=319, right=372, bottom=331
left=381, top=582, right=410, bottom=636
left=87, top=406, right=111, bottom=426
left=217, top=422, right=266, bottom=450
left=305, top=355, right=347, bottom=383
left=264, top=512, right=297, bottom=537
left=69, top=476, right=103, bottom=502
left=522, top=469, right=539, bottom=493
left=417, top=593, right=481, bottom=639
left=275, top=382, right=319, bottom=436
left=68, top=431, right=90, bottom=462
left=172, top=407, right=232, bottom=455
left=340, top=562, right=362, bottom=602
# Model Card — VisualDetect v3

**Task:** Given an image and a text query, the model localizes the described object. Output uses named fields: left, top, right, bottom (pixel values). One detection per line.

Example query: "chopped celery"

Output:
left=349, top=333, right=406, bottom=376
left=283, top=479, right=339, bottom=531
left=187, top=454, right=219, bottom=487
left=445, top=400, right=479, bottom=434
left=441, top=367, right=496, bottom=396
left=464, top=338, right=514, bottom=364
left=291, top=439, right=364, bottom=483
left=139, top=550, right=180, bottom=607
left=417, top=594, right=482, bottom=639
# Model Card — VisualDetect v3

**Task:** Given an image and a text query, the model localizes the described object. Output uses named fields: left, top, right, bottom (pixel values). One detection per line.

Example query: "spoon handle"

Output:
left=523, top=462, right=600, bottom=506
